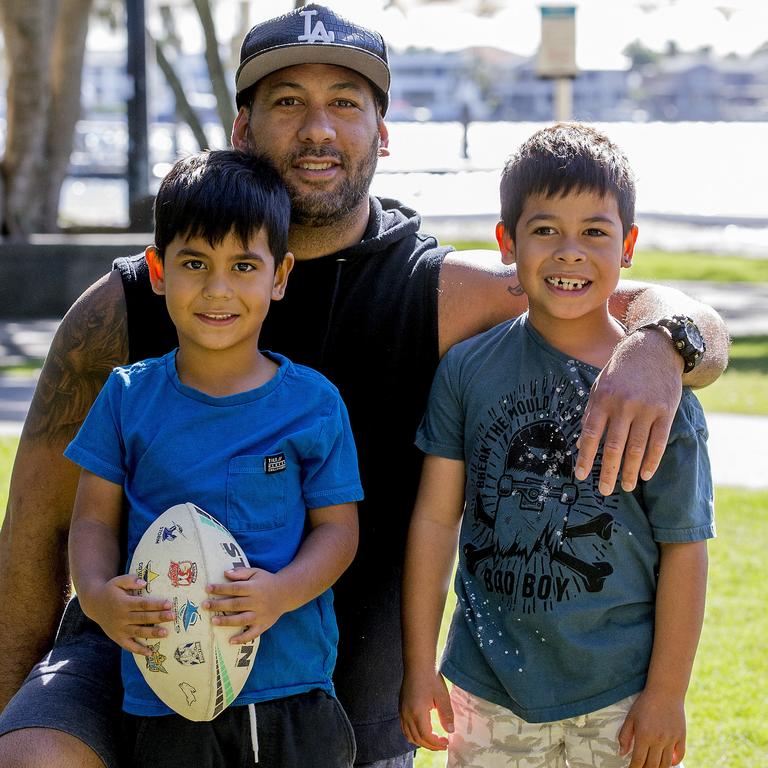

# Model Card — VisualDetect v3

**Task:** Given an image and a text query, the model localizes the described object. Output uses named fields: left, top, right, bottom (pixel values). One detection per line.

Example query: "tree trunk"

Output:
left=192, top=0, right=235, bottom=133
left=0, top=0, right=93, bottom=237
left=0, top=0, right=54, bottom=237
left=42, top=0, right=95, bottom=230
left=153, top=35, right=210, bottom=151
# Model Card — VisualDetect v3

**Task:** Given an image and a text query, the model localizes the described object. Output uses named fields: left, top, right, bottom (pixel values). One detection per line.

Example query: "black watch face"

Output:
left=684, top=321, right=704, bottom=351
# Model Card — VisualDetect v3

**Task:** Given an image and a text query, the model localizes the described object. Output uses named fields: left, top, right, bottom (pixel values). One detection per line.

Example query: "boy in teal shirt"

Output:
left=400, top=123, right=714, bottom=768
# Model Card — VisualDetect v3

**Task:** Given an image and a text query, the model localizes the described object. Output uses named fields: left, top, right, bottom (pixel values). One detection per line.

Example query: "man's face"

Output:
left=232, top=64, right=388, bottom=227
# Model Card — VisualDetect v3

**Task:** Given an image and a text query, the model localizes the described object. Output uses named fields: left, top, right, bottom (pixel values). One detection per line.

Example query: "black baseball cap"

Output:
left=236, top=4, right=390, bottom=114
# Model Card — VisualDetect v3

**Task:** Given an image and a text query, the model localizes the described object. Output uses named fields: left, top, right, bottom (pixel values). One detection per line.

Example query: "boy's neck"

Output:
left=175, top=344, right=278, bottom=397
left=527, top=304, right=625, bottom=368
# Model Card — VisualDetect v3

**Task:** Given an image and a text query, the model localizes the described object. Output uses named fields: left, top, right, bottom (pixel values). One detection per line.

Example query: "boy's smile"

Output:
left=497, top=189, right=637, bottom=352
left=146, top=228, right=293, bottom=385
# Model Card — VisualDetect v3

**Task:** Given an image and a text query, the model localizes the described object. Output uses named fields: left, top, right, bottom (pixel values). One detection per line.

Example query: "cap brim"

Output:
left=236, top=44, right=390, bottom=104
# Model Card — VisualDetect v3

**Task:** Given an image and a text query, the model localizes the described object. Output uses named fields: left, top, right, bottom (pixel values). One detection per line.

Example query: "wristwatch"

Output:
left=638, top=315, right=706, bottom=372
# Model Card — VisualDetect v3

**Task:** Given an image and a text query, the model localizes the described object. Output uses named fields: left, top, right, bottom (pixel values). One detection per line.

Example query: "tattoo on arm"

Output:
left=507, top=283, right=525, bottom=297
left=25, top=297, right=128, bottom=445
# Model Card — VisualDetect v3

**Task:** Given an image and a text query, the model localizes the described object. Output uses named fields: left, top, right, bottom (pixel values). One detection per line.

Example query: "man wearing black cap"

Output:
left=0, top=5, right=728, bottom=768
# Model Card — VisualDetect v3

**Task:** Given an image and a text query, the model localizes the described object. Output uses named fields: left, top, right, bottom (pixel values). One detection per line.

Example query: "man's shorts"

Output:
left=0, top=597, right=357, bottom=767
left=447, top=685, right=645, bottom=768
left=0, top=597, right=123, bottom=768
left=124, top=688, right=356, bottom=767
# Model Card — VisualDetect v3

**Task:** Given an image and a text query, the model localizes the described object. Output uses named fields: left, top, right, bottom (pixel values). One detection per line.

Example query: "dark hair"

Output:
left=153, top=150, right=290, bottom=267
left=500, top=123, right=636, bottom=239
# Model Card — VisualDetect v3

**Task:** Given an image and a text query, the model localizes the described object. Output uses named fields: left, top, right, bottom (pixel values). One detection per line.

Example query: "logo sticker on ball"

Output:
left=168, top=560, right=198, bottom=587
left=178, top=599, right=201, bottom=631
left=155, top=522, right=184, bottom=543
left=145, top=643, right=168, bottom=673
left=135, top=561, right=159, bottom=591
left=175, top=642, right=205, bottom=665
left=179, top=682, right=197, bottom=706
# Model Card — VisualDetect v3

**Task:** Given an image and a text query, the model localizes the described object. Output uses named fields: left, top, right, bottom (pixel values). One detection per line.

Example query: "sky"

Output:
left=235, top=0, right=768, bottom=70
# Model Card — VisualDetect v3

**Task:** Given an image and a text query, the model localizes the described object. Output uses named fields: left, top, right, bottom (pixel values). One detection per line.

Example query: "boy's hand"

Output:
left=575, top=330, right=682, bottom=496
left=618, top=689, right=686, bottom=768
left=82, top=575, right=173, bottom=656
left=203, top=567, right=285, bottom=643
left=399, top=667, right=454, bottom=751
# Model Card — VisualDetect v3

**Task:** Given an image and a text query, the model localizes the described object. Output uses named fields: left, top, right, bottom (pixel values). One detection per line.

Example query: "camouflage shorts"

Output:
left=447, top=685, right=648, bottom=768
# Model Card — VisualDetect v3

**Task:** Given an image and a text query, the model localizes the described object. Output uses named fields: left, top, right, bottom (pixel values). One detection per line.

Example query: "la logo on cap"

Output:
left=298, top=8, right=335, bottom=44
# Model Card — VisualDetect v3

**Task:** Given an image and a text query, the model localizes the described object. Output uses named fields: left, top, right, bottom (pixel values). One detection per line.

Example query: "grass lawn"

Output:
left=695, top=335, right=768, bottom=415
left=0, top=435, right=764, bottom=765
left=414, top=486, right=768, bottom=768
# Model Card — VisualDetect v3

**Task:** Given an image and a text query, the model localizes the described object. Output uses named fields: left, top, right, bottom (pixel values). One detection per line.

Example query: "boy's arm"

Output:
left=69, top=470, right=173, bottom=656
left=400, top=454, right=465, bottom=752
left=438, top=253, right=728, bottom=496
left=618, top=541, right=708, bottom=768
left=204, top=502, right=358, bottom=642
left=0, top=270, right=129, bottom=710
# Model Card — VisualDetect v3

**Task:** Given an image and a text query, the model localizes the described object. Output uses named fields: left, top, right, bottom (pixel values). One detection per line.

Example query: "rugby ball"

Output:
left=128, top=502, right=258, bottom=721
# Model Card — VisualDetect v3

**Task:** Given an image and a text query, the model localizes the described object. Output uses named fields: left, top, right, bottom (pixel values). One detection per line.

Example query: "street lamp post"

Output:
left=537, top=5, right=578, bottom=122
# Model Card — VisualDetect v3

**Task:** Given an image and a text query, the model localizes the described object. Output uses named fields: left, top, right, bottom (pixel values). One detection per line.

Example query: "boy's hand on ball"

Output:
left=204, top=567, right=284, bottom=643
left=84, top=574, right=174, bottom=656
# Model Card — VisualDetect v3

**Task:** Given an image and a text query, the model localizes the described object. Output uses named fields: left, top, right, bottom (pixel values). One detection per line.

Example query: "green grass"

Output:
left=0, top=362, right=43, bottom=375
left=0, top=439, right=765, bottom=765
left=0, top=436, right=19, bottom=511
left=452, top=242, right=768, bottom=283
left=415, top=487, right=768, bottom=768
left=696, top=335, right=768, bottom=415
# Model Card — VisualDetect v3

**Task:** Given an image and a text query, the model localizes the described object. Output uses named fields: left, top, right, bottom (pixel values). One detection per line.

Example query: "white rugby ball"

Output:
left=128, top=502, right=258, bottom=721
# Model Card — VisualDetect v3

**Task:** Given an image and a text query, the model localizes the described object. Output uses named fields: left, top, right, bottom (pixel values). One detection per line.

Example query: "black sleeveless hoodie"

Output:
left=114, top=197, right=451, bottom=762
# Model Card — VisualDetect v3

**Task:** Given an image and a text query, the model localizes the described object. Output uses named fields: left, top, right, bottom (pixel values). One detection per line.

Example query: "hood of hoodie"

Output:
left=308, top=196, right=425, bottom=264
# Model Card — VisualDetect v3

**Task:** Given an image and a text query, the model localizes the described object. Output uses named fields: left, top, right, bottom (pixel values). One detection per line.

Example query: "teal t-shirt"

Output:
left=416, top=314, right=715, bottom=723
left=66, top=350, right=363, bottom=716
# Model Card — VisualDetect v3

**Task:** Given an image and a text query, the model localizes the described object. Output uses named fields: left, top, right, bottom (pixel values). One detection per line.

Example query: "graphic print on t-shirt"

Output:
left=465, top=370, right=619, bottom=613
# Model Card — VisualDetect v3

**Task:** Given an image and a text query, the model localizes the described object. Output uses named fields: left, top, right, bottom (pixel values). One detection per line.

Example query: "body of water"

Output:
left=59, top=120, right=768, bottom=255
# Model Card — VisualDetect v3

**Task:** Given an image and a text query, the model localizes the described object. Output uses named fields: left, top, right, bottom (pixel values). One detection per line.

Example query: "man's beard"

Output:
left=252, top=134, right=380, bottom=228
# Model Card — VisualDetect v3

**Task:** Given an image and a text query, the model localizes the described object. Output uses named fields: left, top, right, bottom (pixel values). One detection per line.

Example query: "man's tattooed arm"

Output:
left=26, top=275, right=129, bottom=442
left=0, top=270, right=129, bottom=710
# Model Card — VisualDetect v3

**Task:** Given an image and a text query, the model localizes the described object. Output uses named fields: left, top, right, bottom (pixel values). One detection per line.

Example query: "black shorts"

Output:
left=0, top=597, right=123, bottom=768
left=0, top=598, right=356, bottom=767
left=123, top=689, right=356, bottom=767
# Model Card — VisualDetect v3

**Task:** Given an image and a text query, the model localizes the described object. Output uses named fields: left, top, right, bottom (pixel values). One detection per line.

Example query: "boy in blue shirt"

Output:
left=400, top=124, right=714, bottom=768
left=65, top=150, right=362, bottom=767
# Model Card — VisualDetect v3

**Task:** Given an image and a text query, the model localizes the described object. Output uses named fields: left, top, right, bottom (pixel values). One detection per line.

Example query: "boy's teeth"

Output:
left=547, top=277, right=588, bottom=290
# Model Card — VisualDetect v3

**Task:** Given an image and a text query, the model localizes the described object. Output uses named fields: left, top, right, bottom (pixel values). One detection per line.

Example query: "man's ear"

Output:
left=622, top=225, right=639, bottom=269
left=231, top=107, right=252, bottom=152
left=495, top=221, right=516, bottom=265
left=145, top=246, right=166, bottom=295
left=377, top=119, right=390, bottom=158
left=271, top=253, right=295, bottom=301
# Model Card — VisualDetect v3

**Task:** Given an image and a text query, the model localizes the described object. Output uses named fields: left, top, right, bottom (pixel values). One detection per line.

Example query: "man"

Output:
left=0, top=5, right=727, bottom=768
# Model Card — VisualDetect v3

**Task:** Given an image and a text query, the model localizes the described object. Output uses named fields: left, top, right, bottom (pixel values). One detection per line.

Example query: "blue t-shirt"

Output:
left=416, top=315, right=715, bottom=723
left=65, top=350, right=363, bottom=716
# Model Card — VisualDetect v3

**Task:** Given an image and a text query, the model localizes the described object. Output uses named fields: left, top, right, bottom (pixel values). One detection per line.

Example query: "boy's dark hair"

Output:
left=500, top=122, right=636, bottom=239
left=153, top=150, right=290, bottom=267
